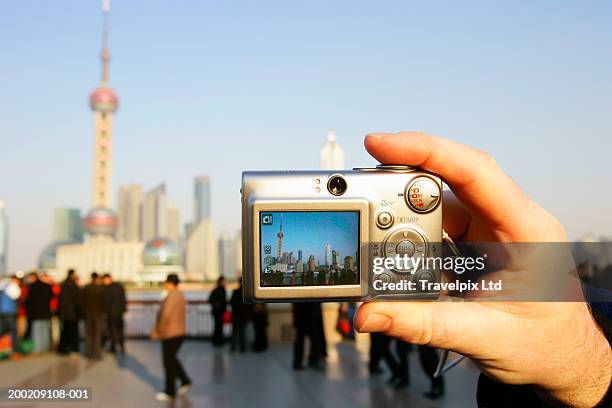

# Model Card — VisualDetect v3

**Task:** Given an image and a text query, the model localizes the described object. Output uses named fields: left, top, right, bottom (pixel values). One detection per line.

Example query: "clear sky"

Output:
left=260, top=211, right=359, bottom=264
left=1, top=1, right=611, bottom=271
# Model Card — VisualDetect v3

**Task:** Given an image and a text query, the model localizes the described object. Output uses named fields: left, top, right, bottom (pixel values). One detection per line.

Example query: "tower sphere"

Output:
left=84, top=207, right=118, bottom=236
left=90, top=86, right=118, bottom=113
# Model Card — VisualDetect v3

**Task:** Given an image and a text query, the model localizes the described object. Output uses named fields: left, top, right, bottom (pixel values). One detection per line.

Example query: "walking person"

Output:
left=58, top=269, right=81, bottom=355
left=369, top=333, right=400, bottom=383
left=24, top=272, right=53, bottom=353
left=292, top=302, right=324, bottom=370
left=393, top=340, right=410, bottom=388
left=208, top=276, right=226, bottom=347
left=81, top=273, right=106, bottom=360
left=230, top=278, right=248, bottom=352
left=152, top=274, right=191, bottom=402
left=252, top=303, right=268, bottom=352
left=418, top=346, right=444, bottom=399
left=102, top=274, right=126, bottom=354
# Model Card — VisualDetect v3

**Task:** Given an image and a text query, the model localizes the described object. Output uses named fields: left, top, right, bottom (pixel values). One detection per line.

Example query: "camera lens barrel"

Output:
left=327, top=174, right=347, bottom=196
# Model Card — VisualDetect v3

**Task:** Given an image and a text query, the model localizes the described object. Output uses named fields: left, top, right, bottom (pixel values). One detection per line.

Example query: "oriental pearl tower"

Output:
left=83, top=0, right=119, bottom=239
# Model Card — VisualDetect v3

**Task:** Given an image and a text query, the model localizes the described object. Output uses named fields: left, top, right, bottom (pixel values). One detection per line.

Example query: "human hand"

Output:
left=354, top=132, right=611, bottom=407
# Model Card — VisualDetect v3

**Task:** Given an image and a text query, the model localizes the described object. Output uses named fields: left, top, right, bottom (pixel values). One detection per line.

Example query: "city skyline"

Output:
left=260, top=211, right=359, bottom=266
left=2, top=2, right=612, bottom=271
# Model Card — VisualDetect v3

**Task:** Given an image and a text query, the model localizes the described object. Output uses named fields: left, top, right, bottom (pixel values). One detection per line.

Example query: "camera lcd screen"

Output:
left=259, top=211, right=360, bottom=287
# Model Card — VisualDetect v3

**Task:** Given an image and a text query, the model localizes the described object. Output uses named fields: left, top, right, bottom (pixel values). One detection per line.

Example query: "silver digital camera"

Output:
left=241, top=165, right=443, bottom=302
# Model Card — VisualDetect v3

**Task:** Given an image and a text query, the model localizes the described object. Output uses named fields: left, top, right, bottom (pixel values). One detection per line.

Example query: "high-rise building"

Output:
left=194, top=176, right=211, bottom=223
left=325, top=241, right=332, bottom=266
left=0, top=200, right=7, bottom=276
left=166, top=205, right=181, bottom=242
left=320, top=130, right=345, bottom=170
left=186, top=176, right=218, bottom=281
left=234, top=230, right=242, bottom=279
left=298, top=250, right=303, bottom=261
left=52, top=208, right=83, bottom=243
left=332, top=250, right=341, bottom=266
left=141, top=183, right=167, bottom=242
left=344, top=256, right=354, bottom=272
left=117, top=184, right=142, bottom=242
left=218, top=232, right=236, bottom=278
left=185, top=219, right=218, bottom=281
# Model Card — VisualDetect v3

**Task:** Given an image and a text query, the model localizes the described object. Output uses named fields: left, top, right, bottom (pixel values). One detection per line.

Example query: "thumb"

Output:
left=354, top=301, right=499, bottom=356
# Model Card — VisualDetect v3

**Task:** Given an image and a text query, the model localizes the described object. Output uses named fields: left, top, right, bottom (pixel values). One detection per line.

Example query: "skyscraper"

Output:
left=234, top=230, right=242, bottom=279
left=186, top=176, right=218, bottom=281
left=320, top=130, right=345, bottom=170
left=218, top=232, right=236, bottom=278
left=52, top=208, right=83, bottom=242
left=185, top=219, right=218, bottom=281
left=83, top=0, right=119, bottom=239
left=194, top=176, right=211, bottom=223
left=141, top=183, right=167, bottom=242
left=332, top=250, right=341, bottom=266
left=117, top=184, right=143, bottom=242
left=325, top=241, right=332, bottom=266
left=166, top=205, right=181, bottom=242
left=0, top=200, right=7, bottom=276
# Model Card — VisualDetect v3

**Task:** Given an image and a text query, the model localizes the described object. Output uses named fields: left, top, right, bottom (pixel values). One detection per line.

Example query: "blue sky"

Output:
left=260, top=211, right=359, bottom=263
left=1, top=1, right=611, bottom=271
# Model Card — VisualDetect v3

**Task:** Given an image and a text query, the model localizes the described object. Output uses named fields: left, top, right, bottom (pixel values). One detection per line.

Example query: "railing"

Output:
left=124, top=300, right=231, bottom=338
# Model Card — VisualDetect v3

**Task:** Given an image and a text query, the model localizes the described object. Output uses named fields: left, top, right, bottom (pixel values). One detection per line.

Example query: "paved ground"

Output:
left=0, top=340, right=479, bottom=407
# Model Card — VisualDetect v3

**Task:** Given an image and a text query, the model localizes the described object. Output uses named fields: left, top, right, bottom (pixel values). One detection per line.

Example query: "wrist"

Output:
left=543, top=313, right=611, bottom=407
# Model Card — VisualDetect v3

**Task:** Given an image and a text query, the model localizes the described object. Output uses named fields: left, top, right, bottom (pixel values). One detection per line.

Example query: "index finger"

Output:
left=365, top=132, right=528, bottom=239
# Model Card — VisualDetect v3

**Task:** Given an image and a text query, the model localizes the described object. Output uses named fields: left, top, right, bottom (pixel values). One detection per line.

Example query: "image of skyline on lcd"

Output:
left=259, top=211, right=360, bottom=287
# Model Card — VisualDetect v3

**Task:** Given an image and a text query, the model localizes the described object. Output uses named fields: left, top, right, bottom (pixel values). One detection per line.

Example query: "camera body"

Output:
left=241, top=165, right=443, bottom=302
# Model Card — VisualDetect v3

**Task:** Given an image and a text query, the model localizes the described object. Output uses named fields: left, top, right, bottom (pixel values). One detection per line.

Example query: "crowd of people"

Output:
left=2, top=269, right=446, bottom=401
left=207, top=277, right=444, bottom=399
left=209, top=276, right=269, bottom=352
left=0, top=269, right=126, bottom=359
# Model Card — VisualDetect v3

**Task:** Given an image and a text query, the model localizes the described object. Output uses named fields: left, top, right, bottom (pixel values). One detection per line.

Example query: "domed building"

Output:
left=140, top=238, right=184, bottom=283
left=38, top=240, right=79, bottom=275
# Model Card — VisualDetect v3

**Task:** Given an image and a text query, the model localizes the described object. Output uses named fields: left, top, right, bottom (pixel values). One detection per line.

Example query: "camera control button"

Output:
left=378, top=272, right=392, bottom=285
left=376, top=211, right=394, bottom=229
left=396, top=240, right=415, bottom=257
left=406, top=177, right=441, bottom=213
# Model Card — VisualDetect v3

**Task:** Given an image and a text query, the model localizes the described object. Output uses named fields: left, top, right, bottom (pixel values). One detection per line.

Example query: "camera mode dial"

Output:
left=406, top=177, right=441, bottom=213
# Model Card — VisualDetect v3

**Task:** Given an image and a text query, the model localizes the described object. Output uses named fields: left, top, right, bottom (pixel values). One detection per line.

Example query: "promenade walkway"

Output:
left=0, top=340, right=478, bottom=407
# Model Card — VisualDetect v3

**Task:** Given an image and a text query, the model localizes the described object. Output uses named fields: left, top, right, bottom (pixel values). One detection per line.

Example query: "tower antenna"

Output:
left=101, top=0, right=111, bottom=84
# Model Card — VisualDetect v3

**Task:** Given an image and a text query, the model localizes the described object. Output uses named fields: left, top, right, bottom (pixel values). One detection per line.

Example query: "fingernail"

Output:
left=366, top=133, right=386, bottom=140
left=357, top=313, right=391, bottom=332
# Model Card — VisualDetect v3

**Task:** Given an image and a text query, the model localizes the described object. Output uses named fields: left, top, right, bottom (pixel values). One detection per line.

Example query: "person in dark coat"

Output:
left=230, top=279, right=248, bottom=352
left=208, top=277, right=226, bottom=346
left=58, top=269, right=81, bottom=354
left=102, top=274, right=126, bottom=354
left=369, top=333, right=400, bottom=383
left=292, top=302, right=325, bottom=370
left=81, top=272, right=106, bottom=360
left=24, top=272, right=53, bottom=353
left=252, top=303, right=268, bottom=352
